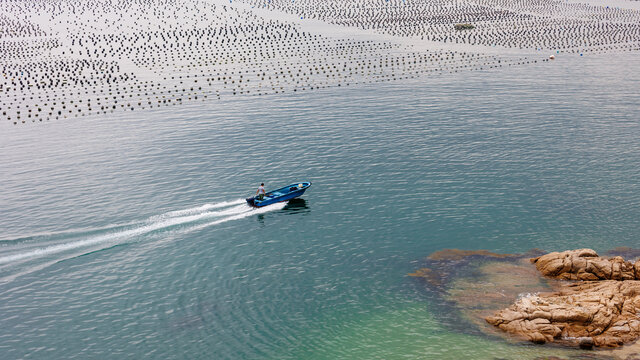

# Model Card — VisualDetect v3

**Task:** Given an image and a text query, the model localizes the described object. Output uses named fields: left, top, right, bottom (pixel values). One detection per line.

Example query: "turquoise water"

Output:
left=1, top=53, right=639, bottom=359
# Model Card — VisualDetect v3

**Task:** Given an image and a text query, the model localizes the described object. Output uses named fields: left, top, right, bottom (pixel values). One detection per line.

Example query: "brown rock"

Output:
left=531, top=249, right=638, bottom=281
left=486, top=280, right=640, bottom=348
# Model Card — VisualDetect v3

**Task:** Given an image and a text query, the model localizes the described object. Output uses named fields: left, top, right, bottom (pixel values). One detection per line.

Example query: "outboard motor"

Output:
left=246, top=197, right=256, bottom=207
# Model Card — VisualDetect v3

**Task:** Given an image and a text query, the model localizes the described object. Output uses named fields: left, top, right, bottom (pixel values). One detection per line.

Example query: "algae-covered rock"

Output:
left=426, top=248, right=515, bottom=261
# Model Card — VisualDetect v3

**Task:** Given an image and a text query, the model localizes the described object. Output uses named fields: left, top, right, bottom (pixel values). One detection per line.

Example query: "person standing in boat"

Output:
left=256, top=183, right=266, bottom=200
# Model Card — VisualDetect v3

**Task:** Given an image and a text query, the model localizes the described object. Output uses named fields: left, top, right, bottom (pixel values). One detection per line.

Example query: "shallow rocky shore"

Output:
left=411, top=247, right=640, bottom=358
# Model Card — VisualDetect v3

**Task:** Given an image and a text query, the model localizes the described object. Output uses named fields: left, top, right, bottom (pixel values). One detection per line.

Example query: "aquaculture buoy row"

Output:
left=240, top=0, right=640, bottom=52
left=0, top=0, right=563, bottom=125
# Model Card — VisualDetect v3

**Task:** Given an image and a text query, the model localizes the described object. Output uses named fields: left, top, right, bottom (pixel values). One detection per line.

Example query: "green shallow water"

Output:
left=1, top=52, right=639, bottom=359
left=284, top=304, right=580, bottom=360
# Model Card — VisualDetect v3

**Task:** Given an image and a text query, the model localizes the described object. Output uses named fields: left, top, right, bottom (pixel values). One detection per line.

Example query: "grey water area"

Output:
left=1, top=52, right=639, bottom=359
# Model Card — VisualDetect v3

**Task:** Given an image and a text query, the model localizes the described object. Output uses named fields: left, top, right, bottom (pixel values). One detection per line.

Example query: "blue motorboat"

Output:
left=246, top=182, right=312, bottom=207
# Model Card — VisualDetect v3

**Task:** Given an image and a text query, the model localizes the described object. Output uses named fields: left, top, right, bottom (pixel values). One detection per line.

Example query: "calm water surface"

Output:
left=1, top=53, right=639, bottom=359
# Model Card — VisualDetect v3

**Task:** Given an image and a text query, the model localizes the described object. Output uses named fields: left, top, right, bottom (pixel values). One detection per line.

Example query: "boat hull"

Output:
left=246, top=182, right=311, bottom=207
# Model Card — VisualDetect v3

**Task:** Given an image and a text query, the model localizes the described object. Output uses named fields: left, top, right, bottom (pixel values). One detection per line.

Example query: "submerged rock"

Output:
left=408, top=249, right=540, bottom=290
left=445, top=259, right=551, bottom=333
left=409, top=248, right=549, bottom=333
left=425, top=248, right=516, bottom=261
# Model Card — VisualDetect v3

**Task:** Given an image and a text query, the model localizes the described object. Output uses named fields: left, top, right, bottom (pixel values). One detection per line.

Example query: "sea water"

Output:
left=1, top=52, right=639, bottom=359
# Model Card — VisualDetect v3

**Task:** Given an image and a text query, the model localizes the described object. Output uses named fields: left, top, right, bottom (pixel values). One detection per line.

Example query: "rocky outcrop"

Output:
left=531, top=249, right=640, bottom=281
left=486, top=280, right=640, bottom=347
left=486, top=249, right=640, bottom=348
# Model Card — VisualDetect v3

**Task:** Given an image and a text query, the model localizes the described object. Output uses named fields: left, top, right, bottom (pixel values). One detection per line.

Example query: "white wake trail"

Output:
left=191, top=201, right=287, bottom=232
left=156, top=199, right=246, bottom=219
left=0, top=199, right=279, bottom=265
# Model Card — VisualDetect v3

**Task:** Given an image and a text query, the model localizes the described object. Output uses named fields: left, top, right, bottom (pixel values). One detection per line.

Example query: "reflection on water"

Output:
left=256, top=198, right=310, bottom=225
left=283, top=198, right=310, bottom=214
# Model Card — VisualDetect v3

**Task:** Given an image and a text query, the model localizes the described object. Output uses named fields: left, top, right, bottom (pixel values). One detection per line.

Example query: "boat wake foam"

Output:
left=0, top=199, right=284, bottom=267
